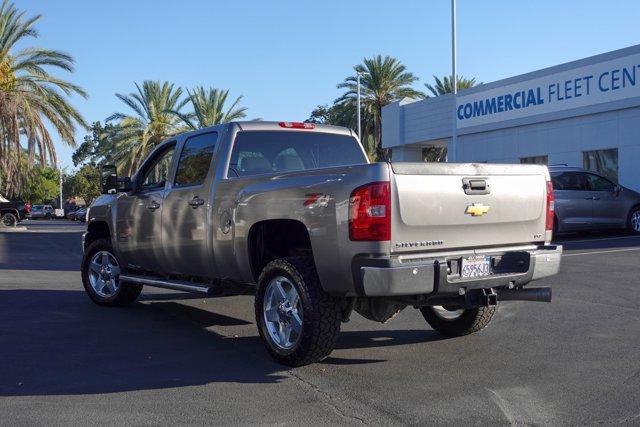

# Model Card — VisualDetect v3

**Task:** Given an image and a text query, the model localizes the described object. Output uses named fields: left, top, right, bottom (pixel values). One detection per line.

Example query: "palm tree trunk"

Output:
left=28, top=135, right=35, bottom=164
left=373, top=104, right=387, bottom=162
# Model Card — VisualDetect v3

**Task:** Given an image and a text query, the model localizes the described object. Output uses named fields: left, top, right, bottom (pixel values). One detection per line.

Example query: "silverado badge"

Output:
left=465, top=203, right=490, bottom=217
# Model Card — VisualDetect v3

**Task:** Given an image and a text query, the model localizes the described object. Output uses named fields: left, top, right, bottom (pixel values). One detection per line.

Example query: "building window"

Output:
left=583, top=148, right=618, bottom=183
left=520, top=155, right=548, bottom=165
left=422, top=146, right=447, bottom=162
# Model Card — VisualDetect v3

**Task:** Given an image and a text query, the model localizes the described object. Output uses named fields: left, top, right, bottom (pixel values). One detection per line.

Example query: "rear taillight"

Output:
left=545, top=180, right=555, bottom=232
left=278, top=121, right=315, bottom=129
left=24, top=203, right=31, bottom=214
left=349, top=182, right=391, bottom=241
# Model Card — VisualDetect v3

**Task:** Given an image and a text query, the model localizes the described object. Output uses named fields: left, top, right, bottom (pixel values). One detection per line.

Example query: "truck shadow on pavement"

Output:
left=0, top=289, right=444, bottom=396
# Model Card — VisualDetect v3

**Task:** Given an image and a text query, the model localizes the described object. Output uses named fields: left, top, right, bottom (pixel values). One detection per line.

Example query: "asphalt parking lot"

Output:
left=1, top=220, right=639, bottom=425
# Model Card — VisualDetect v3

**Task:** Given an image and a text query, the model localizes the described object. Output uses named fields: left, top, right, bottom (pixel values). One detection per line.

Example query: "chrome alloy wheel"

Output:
left=432, top=305, right=465, bottom=320
left=88, top=251, right=121, bottom=298
left=263, top=276, right=303, bottom=350
left=632, top=211, right=640, bottom=232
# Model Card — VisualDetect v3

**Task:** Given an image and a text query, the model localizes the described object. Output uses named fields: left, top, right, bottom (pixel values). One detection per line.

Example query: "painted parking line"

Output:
left=563, top=247, right=640, bottom=257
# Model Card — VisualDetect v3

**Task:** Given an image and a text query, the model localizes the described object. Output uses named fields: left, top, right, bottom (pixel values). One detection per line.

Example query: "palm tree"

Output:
left=422, top=75, right=478, bottom=163
left=335, top=55, right=424, bottom=160
left=107, top=80, right=188, bottom=175
left=174, top=86, right=247, bottom=129
left=425, top=75, right=478, bottom=97
left=0, top=0, right=87, bottom=198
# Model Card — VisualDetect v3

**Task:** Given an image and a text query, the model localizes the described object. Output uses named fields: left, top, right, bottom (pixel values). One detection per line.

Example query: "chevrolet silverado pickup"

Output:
left=81, top=121, right=562, bottom=366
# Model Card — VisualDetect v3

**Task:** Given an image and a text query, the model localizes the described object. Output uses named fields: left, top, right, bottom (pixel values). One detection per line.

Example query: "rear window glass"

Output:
left=228, top=131, right=366, bottom=177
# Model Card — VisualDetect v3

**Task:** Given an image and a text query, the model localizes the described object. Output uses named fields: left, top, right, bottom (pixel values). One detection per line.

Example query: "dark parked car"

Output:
left=549, top=166, right=640, bottom=234
left=0, top=199, right=31, bottom=227
left=71, top=208, right=87, bottom=222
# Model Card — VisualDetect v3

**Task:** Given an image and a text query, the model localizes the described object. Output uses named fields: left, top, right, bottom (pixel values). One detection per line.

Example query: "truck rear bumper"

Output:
left=357, top=245, right=562, bottom=297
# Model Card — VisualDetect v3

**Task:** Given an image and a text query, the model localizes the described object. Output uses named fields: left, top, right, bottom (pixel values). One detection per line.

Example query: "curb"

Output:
left=0, top=226, right=28, bottom=232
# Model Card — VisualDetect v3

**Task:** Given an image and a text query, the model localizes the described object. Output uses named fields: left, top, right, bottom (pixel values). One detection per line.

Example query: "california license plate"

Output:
left=461, top=256, right=491, bottom=278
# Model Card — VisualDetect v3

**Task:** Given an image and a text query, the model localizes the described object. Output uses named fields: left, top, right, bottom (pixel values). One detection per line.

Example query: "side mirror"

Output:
left=101, top=165, right=132, bottom=194
left=101, top=165, right=118, bottom=194
left=119, top=176, right=133, bottom=192
left=614, top=185, right=623, bottom=195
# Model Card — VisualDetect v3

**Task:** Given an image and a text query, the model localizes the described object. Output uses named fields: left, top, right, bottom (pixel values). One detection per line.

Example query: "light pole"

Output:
left=450, top=0, right=458, bottom=162
left=58, top=162, right=63, bottom=210
left=357, top=71, right=362, bottom=140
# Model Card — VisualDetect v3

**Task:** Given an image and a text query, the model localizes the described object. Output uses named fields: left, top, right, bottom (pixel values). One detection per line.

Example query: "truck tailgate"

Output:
left=390, top=163, right=548, bottom=253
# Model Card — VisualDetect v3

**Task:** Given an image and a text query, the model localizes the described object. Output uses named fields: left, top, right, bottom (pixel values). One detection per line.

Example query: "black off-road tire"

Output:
left=255, top=257, right=342, bottom=367
left=1, top=213, right=17, bottom=227
left=627, top=206, right=640, bottom=235
left=81, top=238, right=142, bottom=306
left=420, top=305, right=497, bottom=337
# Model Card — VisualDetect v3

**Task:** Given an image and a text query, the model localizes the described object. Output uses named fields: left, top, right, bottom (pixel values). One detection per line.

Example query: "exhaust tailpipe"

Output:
left=497, top=287, right=552, bottom=303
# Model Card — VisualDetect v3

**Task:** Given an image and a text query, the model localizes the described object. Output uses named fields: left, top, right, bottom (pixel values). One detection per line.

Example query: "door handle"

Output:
left=584, top=197, right=595, bottom=200
left=147, top=201, right=160, bottom=210
left=188, top=196, right=205, bottom=208
left=592, top=197, right=600, bottom=200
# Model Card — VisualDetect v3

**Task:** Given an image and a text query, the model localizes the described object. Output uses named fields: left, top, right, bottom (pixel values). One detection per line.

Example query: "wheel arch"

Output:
left=247, top=219, right=313, bottom=282
left=0, top=208, right=20, bottom=217
left=84, top=220, right=112, bottom=251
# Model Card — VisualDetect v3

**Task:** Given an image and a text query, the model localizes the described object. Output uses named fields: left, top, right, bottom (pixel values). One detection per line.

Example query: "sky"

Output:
left=16, top=0, right=640, bottom=170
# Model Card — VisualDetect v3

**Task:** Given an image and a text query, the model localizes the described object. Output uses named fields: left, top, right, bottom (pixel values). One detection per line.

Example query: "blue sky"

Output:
left=17, top=0, right=640, bottom=169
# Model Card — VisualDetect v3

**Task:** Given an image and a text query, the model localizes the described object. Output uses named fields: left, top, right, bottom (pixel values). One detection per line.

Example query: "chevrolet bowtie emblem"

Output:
left=465, top=203, right=490, bottom=216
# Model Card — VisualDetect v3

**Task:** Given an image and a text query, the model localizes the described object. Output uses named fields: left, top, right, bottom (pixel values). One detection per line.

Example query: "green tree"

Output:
left=0, top=0, right=87, bottom=198
left=63, top=164, right=100, bottom=205
left=107, top=80, right=188, bottom=175
left=22, top=166, right=59, bottom=203
left=72, top=121, right=118, bottom=167
left=335, top=55, right=424, bottom=160
left=424, top=75, right=478, bottom=97
left=174, top=86, right=247, bottom=129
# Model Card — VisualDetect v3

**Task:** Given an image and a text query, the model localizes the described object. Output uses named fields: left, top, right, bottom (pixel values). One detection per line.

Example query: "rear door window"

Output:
left=174, top=132, right=218, bottom=187
left=228, top=131, right=366, bottom=178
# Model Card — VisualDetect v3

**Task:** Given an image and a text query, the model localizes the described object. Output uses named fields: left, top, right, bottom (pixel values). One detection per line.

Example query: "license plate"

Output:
left=461, top=256, right=491, bottom=278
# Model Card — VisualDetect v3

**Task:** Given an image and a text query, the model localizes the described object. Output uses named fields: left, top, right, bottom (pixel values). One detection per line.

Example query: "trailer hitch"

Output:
left=465, top=288, right=497, bottom=308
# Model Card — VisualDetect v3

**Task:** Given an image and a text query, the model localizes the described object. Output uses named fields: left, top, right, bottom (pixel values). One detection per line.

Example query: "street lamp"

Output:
left=450, top=0, right=458, bottom=162
left=58, top=161, right=63, bottom=210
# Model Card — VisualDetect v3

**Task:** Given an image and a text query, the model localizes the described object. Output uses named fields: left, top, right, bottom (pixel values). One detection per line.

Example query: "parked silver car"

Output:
left=549, top=166, right=640, bottom=234
left=29, top=204, right=54, bottom=219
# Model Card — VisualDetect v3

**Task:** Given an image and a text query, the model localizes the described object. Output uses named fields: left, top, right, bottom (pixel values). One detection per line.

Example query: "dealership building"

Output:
left=382, top=44, right=640, bottom=191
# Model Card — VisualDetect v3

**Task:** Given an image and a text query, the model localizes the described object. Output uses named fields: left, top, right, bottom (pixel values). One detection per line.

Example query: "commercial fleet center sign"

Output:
left=456, top=52, right=640, bottom=129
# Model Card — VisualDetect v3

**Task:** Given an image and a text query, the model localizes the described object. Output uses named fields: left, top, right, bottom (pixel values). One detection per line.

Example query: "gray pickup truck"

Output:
left=82, top=121, right=562, bottom=366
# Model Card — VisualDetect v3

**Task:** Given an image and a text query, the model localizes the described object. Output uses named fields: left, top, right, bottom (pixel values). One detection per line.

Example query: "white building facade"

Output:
left=382, top=44, right=640, bottom=191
